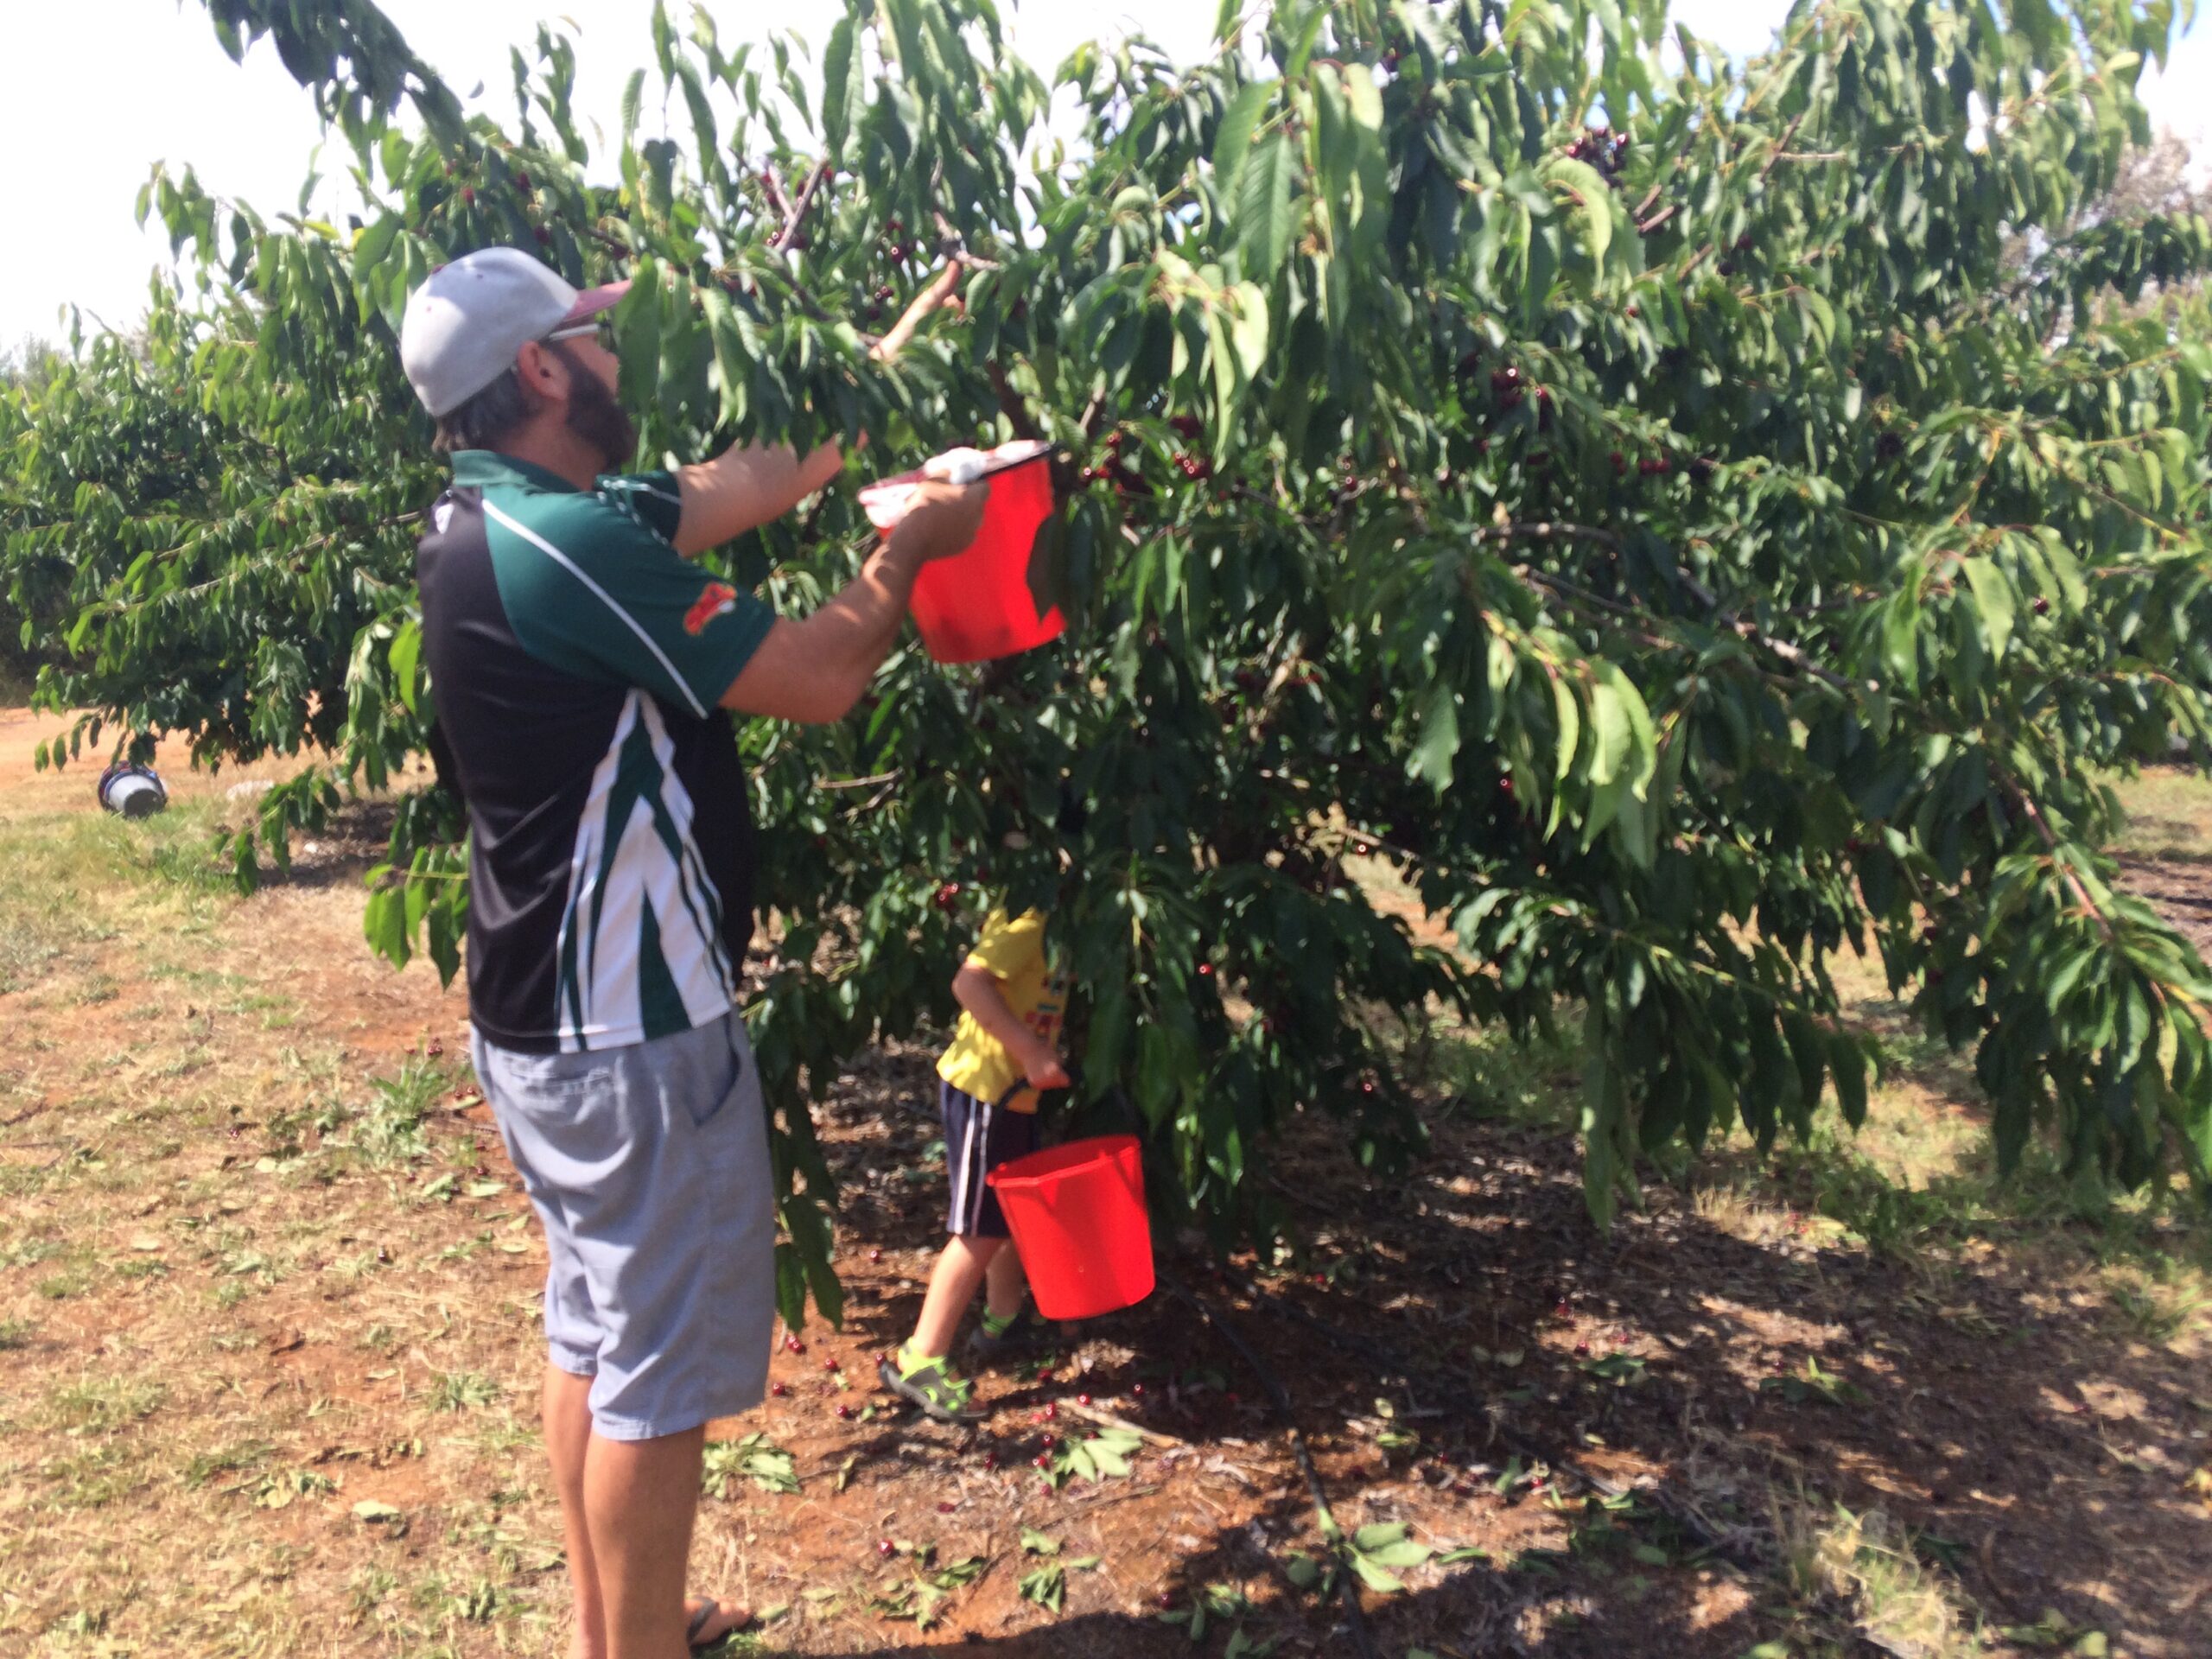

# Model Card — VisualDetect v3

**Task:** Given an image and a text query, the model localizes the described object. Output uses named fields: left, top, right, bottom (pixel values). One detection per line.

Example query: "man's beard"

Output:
left=556, top=346, right=637, bottom=472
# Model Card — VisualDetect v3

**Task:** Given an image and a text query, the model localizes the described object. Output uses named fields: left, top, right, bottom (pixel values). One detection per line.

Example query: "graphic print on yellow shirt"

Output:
left=936, top=908, right=1069, bottom=1114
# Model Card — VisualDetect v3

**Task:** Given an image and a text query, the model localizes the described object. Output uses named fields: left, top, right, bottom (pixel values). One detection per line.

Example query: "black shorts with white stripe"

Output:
left=940, top=1080, right=1040, bottom=1238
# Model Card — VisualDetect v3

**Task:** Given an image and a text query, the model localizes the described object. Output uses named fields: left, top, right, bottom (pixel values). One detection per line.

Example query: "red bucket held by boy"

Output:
left=988, top=1135, right=1155, bottom=1320
left=859, top=440, right=1064, bottom=664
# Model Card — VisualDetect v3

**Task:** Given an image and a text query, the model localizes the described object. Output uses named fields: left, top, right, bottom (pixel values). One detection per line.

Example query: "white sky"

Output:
left=1, top=1, right=2202, bottom=346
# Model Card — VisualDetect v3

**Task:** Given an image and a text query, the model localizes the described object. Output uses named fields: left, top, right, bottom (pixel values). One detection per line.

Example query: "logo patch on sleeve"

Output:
left=683, top=581, right=739, bottom=636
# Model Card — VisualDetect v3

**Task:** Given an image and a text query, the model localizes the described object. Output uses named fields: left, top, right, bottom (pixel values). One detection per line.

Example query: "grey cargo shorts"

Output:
left=471, top=1009, right=775, bottom=1440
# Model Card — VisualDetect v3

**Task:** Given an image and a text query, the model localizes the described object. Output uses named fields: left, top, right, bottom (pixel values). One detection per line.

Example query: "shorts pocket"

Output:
left=683, top=1019, right=748, bottom=1133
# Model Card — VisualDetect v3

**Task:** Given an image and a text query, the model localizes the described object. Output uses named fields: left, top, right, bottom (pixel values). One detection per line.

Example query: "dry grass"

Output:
left=2107, top=764, right=2212, bottom=861
left=1774, top=1499, right=1976, bottom=1659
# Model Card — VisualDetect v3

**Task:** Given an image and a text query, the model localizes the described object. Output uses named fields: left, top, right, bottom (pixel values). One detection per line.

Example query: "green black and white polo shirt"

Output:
left=416, top=451, right=775, bottom=1054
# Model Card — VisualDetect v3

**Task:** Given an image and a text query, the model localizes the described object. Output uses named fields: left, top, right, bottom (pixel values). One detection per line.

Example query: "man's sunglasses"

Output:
left=543, top=314, right=617, bottom=349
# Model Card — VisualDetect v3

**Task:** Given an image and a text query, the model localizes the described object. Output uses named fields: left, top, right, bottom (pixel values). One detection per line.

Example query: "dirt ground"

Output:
left=2, top=714, right=2209, bottom=1658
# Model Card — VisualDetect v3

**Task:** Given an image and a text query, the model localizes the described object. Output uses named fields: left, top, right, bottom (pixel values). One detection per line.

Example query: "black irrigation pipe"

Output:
left=1210, top=1267, right=1769, bottom=1575
left=1159, top=1274, right=1384, bottom=1659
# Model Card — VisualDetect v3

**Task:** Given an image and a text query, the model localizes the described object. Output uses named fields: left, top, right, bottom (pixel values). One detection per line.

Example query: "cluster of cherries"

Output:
left=1562, top=125, right=1633, bottom=178
left=857, top=218, right=912, bottom=320
left=1077, top=416, right=1214, bottom=489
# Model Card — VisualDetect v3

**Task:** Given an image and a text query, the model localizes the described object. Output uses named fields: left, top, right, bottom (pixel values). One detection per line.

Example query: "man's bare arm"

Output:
left=717, top=480, right=985, bottom=723
left=671, top=439, right=844, bottom=557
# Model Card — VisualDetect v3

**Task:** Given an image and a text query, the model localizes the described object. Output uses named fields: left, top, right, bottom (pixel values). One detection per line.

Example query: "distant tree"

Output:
left=0, top=334, right=66, bottom=393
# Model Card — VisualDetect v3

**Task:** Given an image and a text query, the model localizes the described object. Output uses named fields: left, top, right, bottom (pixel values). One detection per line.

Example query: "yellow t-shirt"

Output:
left=937, top=908, right=1069, bottom=1113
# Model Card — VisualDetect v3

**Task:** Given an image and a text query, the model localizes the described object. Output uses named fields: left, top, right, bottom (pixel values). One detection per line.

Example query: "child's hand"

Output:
left=1022, top=1045, right=1071, bottom=1090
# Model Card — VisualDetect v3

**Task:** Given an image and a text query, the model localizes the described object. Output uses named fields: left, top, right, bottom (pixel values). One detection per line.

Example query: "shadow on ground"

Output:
left=785, top=1034, right=2212, bottom=1656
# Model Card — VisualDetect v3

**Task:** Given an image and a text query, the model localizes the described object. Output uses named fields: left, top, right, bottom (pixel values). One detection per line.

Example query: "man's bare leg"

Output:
left=548, top=1369, right=742, bottom=1658
left=544, top=1366, right=609, bottom=1659
left=585, top=1423, right=709, bottom=1659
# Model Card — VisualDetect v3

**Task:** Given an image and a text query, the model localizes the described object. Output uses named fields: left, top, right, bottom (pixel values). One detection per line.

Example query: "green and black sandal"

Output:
left=963, top=1300, right=1040, bottom=1365
left=879, top=1344, right=982, bottom=1422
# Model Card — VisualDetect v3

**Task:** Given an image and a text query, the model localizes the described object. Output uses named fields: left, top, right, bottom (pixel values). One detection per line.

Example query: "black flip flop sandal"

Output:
left=688, top=1598, right=748, bottom=1650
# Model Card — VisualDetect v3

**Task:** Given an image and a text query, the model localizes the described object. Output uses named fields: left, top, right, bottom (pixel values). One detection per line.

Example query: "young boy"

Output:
left=880, top=906, right=1071, bottom=1421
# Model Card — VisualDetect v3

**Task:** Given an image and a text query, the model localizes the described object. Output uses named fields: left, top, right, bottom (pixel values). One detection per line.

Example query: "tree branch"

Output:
left=1674, top=573, right=1872, bottom=693
left=756, top=167, right=791, bottom=224
left=770, top=161, right=831, bottom=253
left=1475, top=525, right=1872, bottom=694
left=580, top=222, right=635, bottom=261
left=931, top=209, right=1003, bottom=270
left=1995, top=773, right=2116, bottom=944
left=1757, top=112, right=1807, bottom=183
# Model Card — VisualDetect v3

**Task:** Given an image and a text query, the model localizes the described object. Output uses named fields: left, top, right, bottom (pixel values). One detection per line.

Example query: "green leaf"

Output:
left=1212, top=80, right=1272, bottom=202
left=1226, top=282, right=1270, bottom=383
left=1349, top=1554, right=1404, bottom=1592
left=822, top=16, right=862, bottom=162
left=1539, top=154, right=1612, bottom=264
left=1586, top=679, right=1630, bottom=789
left=1237, top=130, right=1297, bottom=277
left=1017, top=1561, right=1065, bottom=1612
left=1410, top=686, right=1459, bottom=791
left=1961, top=555, right=2016, bottom=660
left=1550, top=671, right=1581, bottom=783
left=388, top=619, right=423, bottom=716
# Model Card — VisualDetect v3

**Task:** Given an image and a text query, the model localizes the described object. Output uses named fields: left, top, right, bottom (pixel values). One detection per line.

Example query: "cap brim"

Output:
left=557, top=281, right=631, bottom=327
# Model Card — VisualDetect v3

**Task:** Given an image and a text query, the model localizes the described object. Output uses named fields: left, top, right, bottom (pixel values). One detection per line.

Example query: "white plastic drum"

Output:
left=97, top=764, right=168, bottom=819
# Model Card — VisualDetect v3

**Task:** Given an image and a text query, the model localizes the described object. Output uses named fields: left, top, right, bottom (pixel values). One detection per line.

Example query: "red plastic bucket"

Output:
left=861, top=442, right=1065, bottom=664
left=987, top=1135, right=1154, bottom=1320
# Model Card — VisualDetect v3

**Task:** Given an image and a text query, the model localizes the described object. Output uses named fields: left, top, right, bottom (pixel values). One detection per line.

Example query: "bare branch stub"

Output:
left=771, top=161, right=833, bottom=253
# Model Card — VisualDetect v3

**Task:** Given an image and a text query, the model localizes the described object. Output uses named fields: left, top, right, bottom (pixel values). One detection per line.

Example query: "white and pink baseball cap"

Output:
left=399, top=246, right=630, bottom=417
